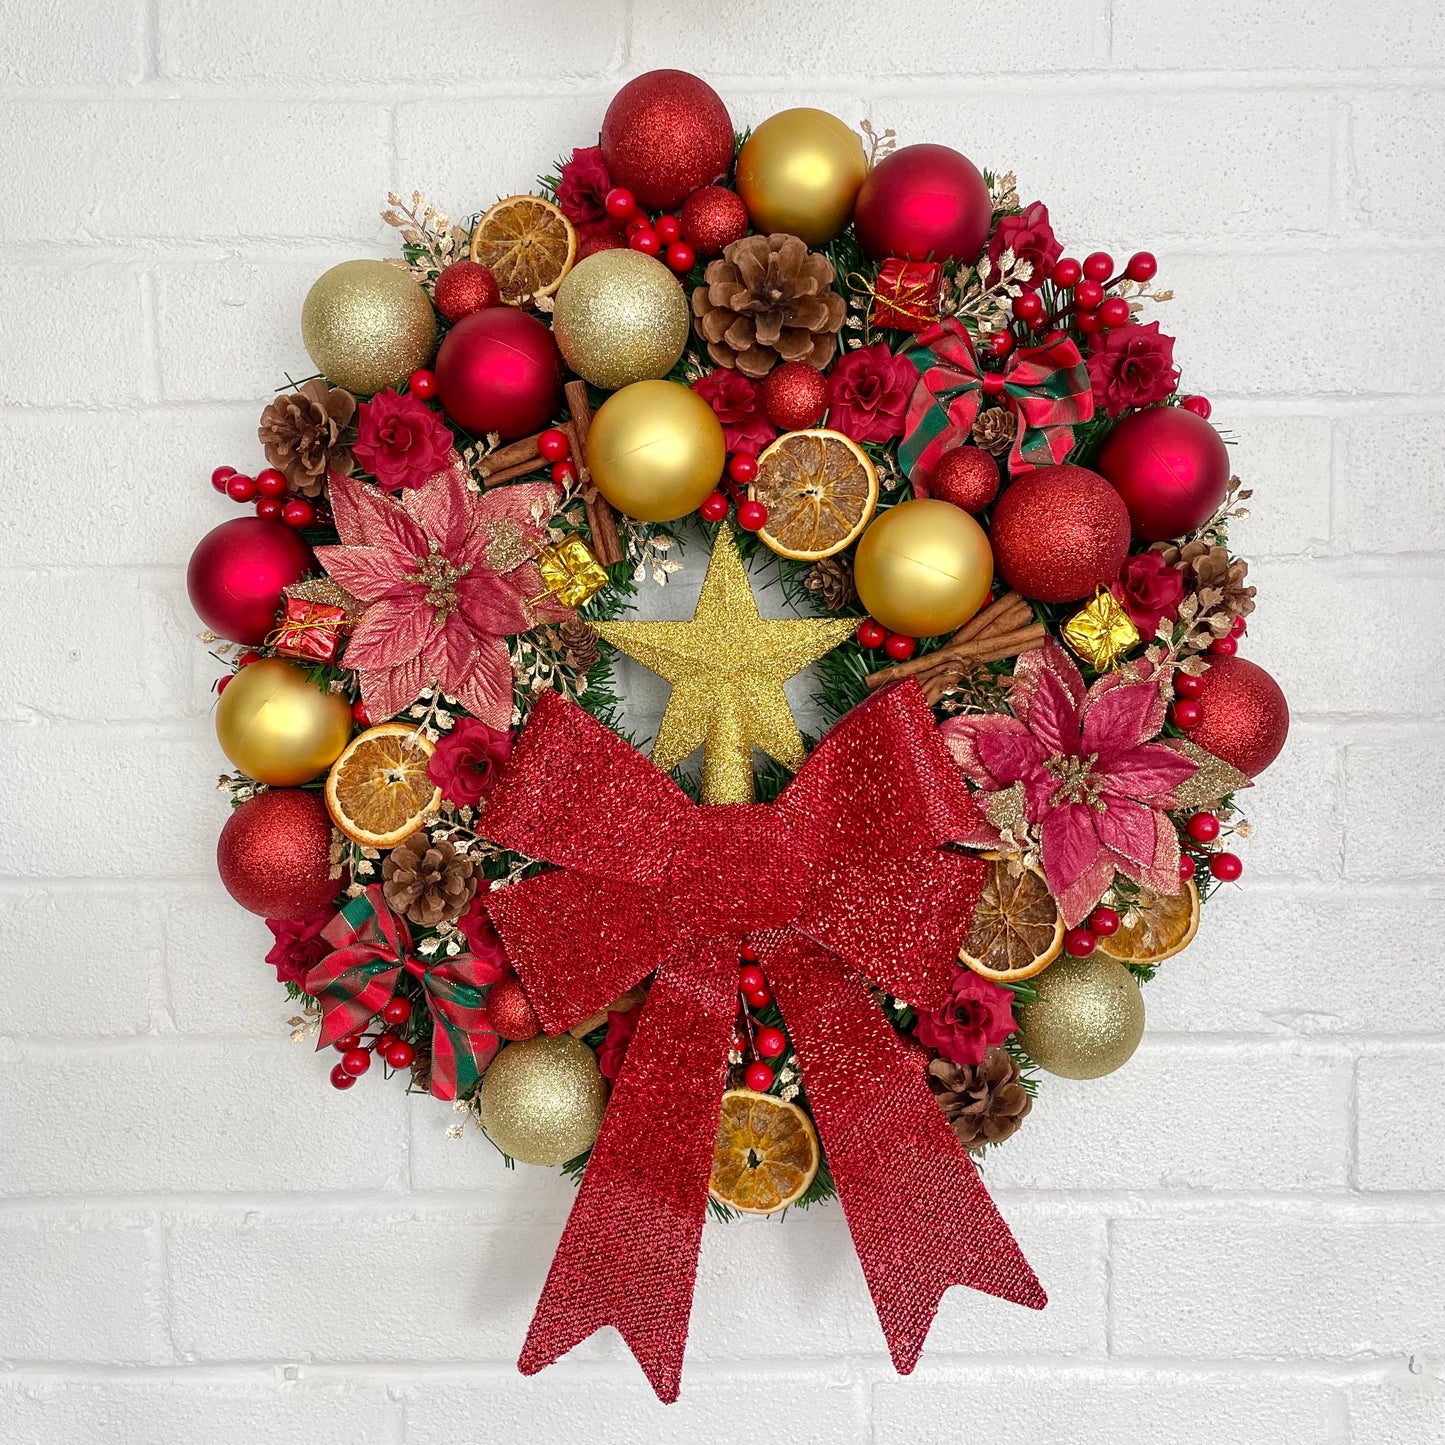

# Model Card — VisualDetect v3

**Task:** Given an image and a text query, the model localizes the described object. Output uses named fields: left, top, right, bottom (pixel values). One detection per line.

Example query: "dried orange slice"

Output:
left=325, top=723, right=441, bottom=849
left=469, top=194, right=576, bottom=305
left=709, top=1089, right=820, bottom=1215
left=959, top=856, right=1066, bottom=982
left=752, top=428, right=879, bottom=561
left=1097, top=880, right=1200, bottom=964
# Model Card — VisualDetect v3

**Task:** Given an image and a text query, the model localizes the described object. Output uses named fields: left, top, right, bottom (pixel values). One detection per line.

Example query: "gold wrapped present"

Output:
left=534, top=535, right=609, bottom=609
left=1061, top=588, right=1140, bottom=671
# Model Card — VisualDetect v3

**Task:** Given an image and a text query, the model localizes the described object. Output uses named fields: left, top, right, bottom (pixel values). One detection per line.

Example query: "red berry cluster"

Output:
left=699, top=453, right=769, bottom=532
left=734, top=946, right=787, bottom=1092
left=1169, top=616, right=1248, bottom=733
left=210, top=465, right=315, bottom=529
left=1062, top=905, right=1122, bottom=958
left=856, top=617, right=916, bottom=661
left=1177, top=808, right=1244, bottom=885
left=606, top=187, right=697, bottom=275
left=537, top=426, right=578, bottom=485
left=328, top=994, right=417, bottom=1089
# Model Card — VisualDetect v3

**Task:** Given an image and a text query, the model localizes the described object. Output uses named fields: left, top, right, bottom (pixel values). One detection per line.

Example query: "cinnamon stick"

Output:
left=864, top=594, right=1032, bottom=689
left=565, top=379, right=623, bottom=567
left=478, top=433, right=543, bottom=479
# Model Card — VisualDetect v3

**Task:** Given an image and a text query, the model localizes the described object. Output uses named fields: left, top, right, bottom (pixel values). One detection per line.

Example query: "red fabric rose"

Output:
left=691, top=369, right=776, bottom=455
left=598, top=1000, right=643, bottom=1082
left=1113, top=551, right=1185, bottom=634
left=457, top=898, right=511, bottom=978
left=825, top=342, right=916, bottom=445
left=1087, top=321, right=1180, bottom=418
left=557, top=146, right=612, bottom=230
left=265, top=909, right=333, bottom=989
left=352, top=389, right=455, bottom=491
left=987, top=200, right=1061, bottom=287
left=427, top=718, right=514, bottom=808
left=914, top=970, right=1017, bottom=1067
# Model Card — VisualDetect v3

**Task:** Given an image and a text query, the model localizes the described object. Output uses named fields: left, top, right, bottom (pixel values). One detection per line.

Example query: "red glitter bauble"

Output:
left=761, top=361, right=829, bottom=431
left=1188, top=655, right=1290, bottom=778
left=989, top=464, right=1131, bottom=603
left=1094, top=406, right=1231, bottom=542
left=853, top=144, right=992, bottom=264
left=433, top=260, right=501, bottom=323
left=600, top=70, right=734, bottom=211
left=928, top=447, right=1000, bottom=513
left=577, top=229, right=624, bottom=260
left=187, top=517, right=313, bottom=645
left=681, top=185, right=750, bottom=257
left=435, top=308, right=562, bottom=440
left=217, top=788, right=339, bottom=919
left=488, top=975, right=540, bottom=1041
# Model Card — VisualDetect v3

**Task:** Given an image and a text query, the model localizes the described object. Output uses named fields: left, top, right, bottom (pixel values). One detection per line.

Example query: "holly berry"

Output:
left=740, top=944, right=758, bottom=963
left=551, top=459, right=578, bottom=485
left=739, top=964, right=765, bottom=994
left=1172, top=699, right=1203, bottom=730
left=883, top=632, right=916, bottom=661
left=625, top=214, right=650, bottom=236
left=216, top=674, right=232, bottom=694
left=1064, top=927, right=1097, bottom=957
left=351, top=699, right=371, bottom=726
left=1209, top=635, right=1238, bottom=657
left=1074, top=309, right=1103, bottom=334
left=665, top=241, right=696, bottom=274
left=756, top=1027, right=787, bottom=1058
left=1180, top=394, right=1212, bottom=419
left=1012, top=289, right=1043, bottom=324
left=1209, top=851, right=1243, bottom=882
left=211, top=465, right=236, bottom=492
left=1230, top=615, right=1247, bottom=637
left=408, top=367, right=437, bottom=400
left=857, top=619, right=887, bottom=649
left=1083, top=251, right=1114, bottom=282
left=381, top=996, right=412, bottom=1027
left=604, top=187, right=637, bottom=222
left=281, top=498, right=314, bottom=529
left=727, top=452, right=759, bottom=484
left=1099, top=296, right=1130, bottom=328
left=334, top=1032, right=363, bottom=1053
left=385, top=1040, right=416, bottom=1069
left=237, top=651, right=262, bottom=666
left=744, top=1062, right=774, bottom=1092
left=629, top=228, right=661, bottom=256
left=737, top=498, right=768, bottom=532
left=1089, top=906, right=1121, bottom=937
left=698, top=490, right=729, bottom=523
left=330, top=1063, right=357, bottom=1090
left=1174, top=671, right=1204, bottom=699
left=1186, top=811, right=1221, bottom=843
left=226, top=474, right=257, bottom=503
left=255, top=498, right=283, bottom=521
left=1126, top=251, right=1158, bottom=282
left=1075, top=278, right=1105, bottom=310
left=537, top=428, right=570, bottom=462
left=987, top=330, right=1015, bottom=357
left=341, top=1048, right=371, bottom=1077
left=745, top=985, right=772, bottom=1009
left=1178, top=854, right=1197, bottom=881
left=1051, top=257, right=1082, bottom=289
left=654, top=214, right=682, bottom=245
left=256, top=467, right=288, bottom=499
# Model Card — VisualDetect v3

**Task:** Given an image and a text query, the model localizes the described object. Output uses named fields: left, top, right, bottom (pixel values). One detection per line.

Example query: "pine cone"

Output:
left=971, top=406, right=1017, bottom=457
left=258, top=379, right=356, bottom=496
left=381, top=831, right=476, bottom=927
left=555, top=618, right=600, bottom=675
left=804, top=555, right=856, bottom=610
left=1154, top=539, right=1255, bottom=650
left=927, top=1049, right=1032, bottom=1151
left=692, top=234, right=846, bottom=379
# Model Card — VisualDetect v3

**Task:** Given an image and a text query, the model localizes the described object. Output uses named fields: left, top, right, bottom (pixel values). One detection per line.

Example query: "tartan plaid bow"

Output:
left=305, top=886, right=501, bottom=1100
left=899, top=318, right=1094, bottom=492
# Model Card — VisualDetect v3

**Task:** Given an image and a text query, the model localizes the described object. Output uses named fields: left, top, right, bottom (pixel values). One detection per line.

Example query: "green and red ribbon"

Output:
left=305, top=887, right=501, bottom=1100
left=899, top=318, right=1094, bottom=491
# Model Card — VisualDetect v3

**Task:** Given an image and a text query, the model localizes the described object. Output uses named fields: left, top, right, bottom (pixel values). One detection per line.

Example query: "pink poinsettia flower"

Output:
left=315, top=463, right=570, bottom=729
left=940, top=641, right=1198, bottom=926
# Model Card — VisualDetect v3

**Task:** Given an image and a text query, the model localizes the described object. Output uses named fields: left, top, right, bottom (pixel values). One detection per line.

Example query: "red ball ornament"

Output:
left=216, top=788, right=339, bottom=918
left=577, top=229, right=624, bottom=261
left=854, top=144, right=992, bottom=264
left=488, top=975, right=541, bottom=1042
left=1178, top=854, right=1196, bottom=881
left=927, top=447, right=999, bottom=512
left=187, top=517, right=313, bottom=645
left=681, top=185, right=750, bottom=257
left=600, top=70, right=734, bottom=211
left=435, top=308, right=562, bottom=441
left=1094, top=406, right=1231, bottom=542
left=433, top=261, right=501, bottom=323
left=1188, top=655, right=1290, bottom=779
left=761, top=360, right=828, bottom=431
left=988, top=464, right=1131, bottom=603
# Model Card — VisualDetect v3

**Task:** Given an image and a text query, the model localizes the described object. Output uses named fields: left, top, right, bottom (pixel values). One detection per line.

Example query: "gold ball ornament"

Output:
left=586, top=379, right=726, bottom=523
left=1015, top=956, right=1146, bottom=1080
left=853, top=498, right=994, bottom=637
left=215, top=658, right=353, bottom=786
left=301, top=260, right=437, bottom=395
left=552, top=250, right=690, bottom=391
left=478, top=1034, right=608, bottom=1166
left=735, top=108, right=870, bottom=246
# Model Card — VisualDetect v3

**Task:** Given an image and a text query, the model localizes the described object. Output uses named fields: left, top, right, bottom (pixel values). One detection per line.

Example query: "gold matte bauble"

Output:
left=853, top=498, right=994, bottom=638
left=301, top=260, right=437, bottom=395
left=552, top=249, right=690, bottom=391
left=586, top=380, right=726, bottom=523
left=735, top=108, right=870, bottom=246
left=215, top=658, right=353, bottom=786
left=478, top=1034, right=608, bottom=1166
left=1015, top=956, right=1145, bottom=1080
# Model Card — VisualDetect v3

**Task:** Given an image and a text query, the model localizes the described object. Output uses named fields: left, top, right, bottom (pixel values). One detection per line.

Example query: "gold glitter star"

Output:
left=595, top=523, right=856, bottom=803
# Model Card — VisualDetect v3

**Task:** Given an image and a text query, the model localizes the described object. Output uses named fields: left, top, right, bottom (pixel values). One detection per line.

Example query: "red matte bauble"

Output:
left=1094, top=406, right=1231, bottom=542
left=217, top=788, right=339, bottom=919
left=435, top=308, right=562, bottom=440
left=1188, top=655, right=1289, bottom=778
left=433, top=260, right=501, bottom=322
left=989, top=464, right=1131, bottom=603
left=761, top=361, right=829, bottom=431
left=928, top=447, right=1000, bottom=513
left=187, top=517, right=313, bottom=645
left=488, top=975, right=541, bottom=1041
left=681, top=185, right=750, bottom=257
left=600, top=70, right=734, bottom=211
left=854, top=144, right=992, bottom=265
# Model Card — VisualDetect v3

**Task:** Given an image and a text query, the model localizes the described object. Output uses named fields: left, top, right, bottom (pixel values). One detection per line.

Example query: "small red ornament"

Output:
left=1171, top=699, right=1203, bottom=729
left=744, top=1062, right=774, bottom=1092
left=883, top=632, right=916, bottom=661
left=435, top=308, right=563, bottom=441
left=281, top=498, right=314, bottom=529
left=1075, top=279, right=1104, bottom=310
left=211, top=465, right=235, bottom=492
left=927, top=447, right=999, bottom=512
left=854, top=143, right=991, bottom=265
left=538, top=428, right=570, bottom=462
left=665, top=241, right=696, bottom=274
left=1180, top=394, right=1211, bottom=419
left=605, top=187, right=637, bottom=221
left=1051, top=258, right=1081, bottom=288
left=629, top=228, right=661, bottom=256
left=256, top=468, right=288, bottom=499
left=1209, top=852, right=1243, bottom=882
left=255, top=498, right=283, bottom=522
left=760, top=361, right=828, bottom=431
left=551, top=459, right=578, bottom=485
left=1179, top=854, right=1196, bottom=881
left=488, top=975, right=541, bottom=1041
left=1209, top=635, right=1238, bottom=657
left=187, top=517, right=313, bottom=644
left=727, top=452, right=759, bottom=484
left=1230, top=615, right=1247, bottom=637
left=1064, top=928, right=1097, bottom=957
left=330, top=1063, right=356, bottom=1090
left=600, top=70, right=734, bottom=211
left=745, top=985, right=772, bottom=1008
left=737, top=499, right=768, bottom=532
left=681, top=185, right=750, bottom=257
left=577, top=230, right=624, bottom=260
left=433, top=260, right=501, bottom=323
left=217, top=788, right=337, bottom=919
left=1099, top=296, right=1130, bottom=328
left=385, top=1040, right=416, bottom=1069
left=381, top=997, right=412, bottom=1026
left=1094, top=406, right=1231, bottom=542
left=1083, top=251, right=1114, bottom=281
left=655, top=215, right=682, bottom=245
left=739, top=944, right=758, bottom=963
left=1188, top=655, right=1289, bottom=778
left=335, top=1033, right=363, bottom=1053
left=1186, top=812, right=1221, bottom=843
left=857, top=619, right=886, bottom=649
left=987, top=330, right=1015, bottom=358
left=216, top=673, right=231, bottom=693
left=1174, top=672, right=1204, bottom=698
left=756, top=1027, right=787, bottom=1058
left=739, top=964, right=765, bottom=994
left=1075, top=309, right=1103, bottom=335
left=988, top=464, right=1131, bottom=604
left=351, top=699, right=370, bottom=726
left=1088, top=907, right=1121, bottom=937
left=408, top=367, right=437, bottom=400
left=698, top=491, right=729, bottom=523
left=1126, top=251, right=1158, bottom=282
left=342, top=1048, right=371, bottom=1077
left=1012, top=290, right=1043, bottom=324
left=226, top=474, right=257, bottom=503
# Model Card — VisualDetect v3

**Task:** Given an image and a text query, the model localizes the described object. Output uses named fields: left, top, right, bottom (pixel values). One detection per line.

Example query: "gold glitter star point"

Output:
left=594, top=524, right=856, bottom=803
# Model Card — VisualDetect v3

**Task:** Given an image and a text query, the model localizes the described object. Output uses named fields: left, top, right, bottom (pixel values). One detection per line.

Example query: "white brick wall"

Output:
left=1, top=3, right=1441, bottom=1440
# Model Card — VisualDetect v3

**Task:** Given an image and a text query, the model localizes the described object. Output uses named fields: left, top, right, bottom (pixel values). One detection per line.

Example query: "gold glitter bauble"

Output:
left=215, top=658, right=353, bottom=786
left=1015, top=955, right=1145, bottom=1080
left=586, top=379, right=726, bottom=523
left=552, top=250, right=690, bottom=391
left=735, top=108, right=869, bottom=247
left=853, top=498, right=994, bottom=638
left=595, top=522, right=854, bottom=803
left=478, top=1034, right=607, bottom=1166
left=301, top=260, right=437, bottom=395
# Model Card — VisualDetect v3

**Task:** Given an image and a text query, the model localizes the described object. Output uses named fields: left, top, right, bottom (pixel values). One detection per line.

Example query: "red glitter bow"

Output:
left=482, top=682, right=1046, bottom=1402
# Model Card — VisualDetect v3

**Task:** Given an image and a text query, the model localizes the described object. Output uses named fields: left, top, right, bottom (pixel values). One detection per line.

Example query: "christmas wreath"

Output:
left=189, top=69, right=1291, bottom=1400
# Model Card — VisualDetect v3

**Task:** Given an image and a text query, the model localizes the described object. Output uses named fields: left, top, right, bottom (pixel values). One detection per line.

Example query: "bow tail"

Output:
left=765, top=938, right=1046, bottom=1372
left=519, top=937, right=739, bottom=1402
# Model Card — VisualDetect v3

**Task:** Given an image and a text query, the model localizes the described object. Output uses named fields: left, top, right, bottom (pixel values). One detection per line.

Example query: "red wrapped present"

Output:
left=269, top=580, right=358, bottom=663
left=871, top=258, right=943, bottom=332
